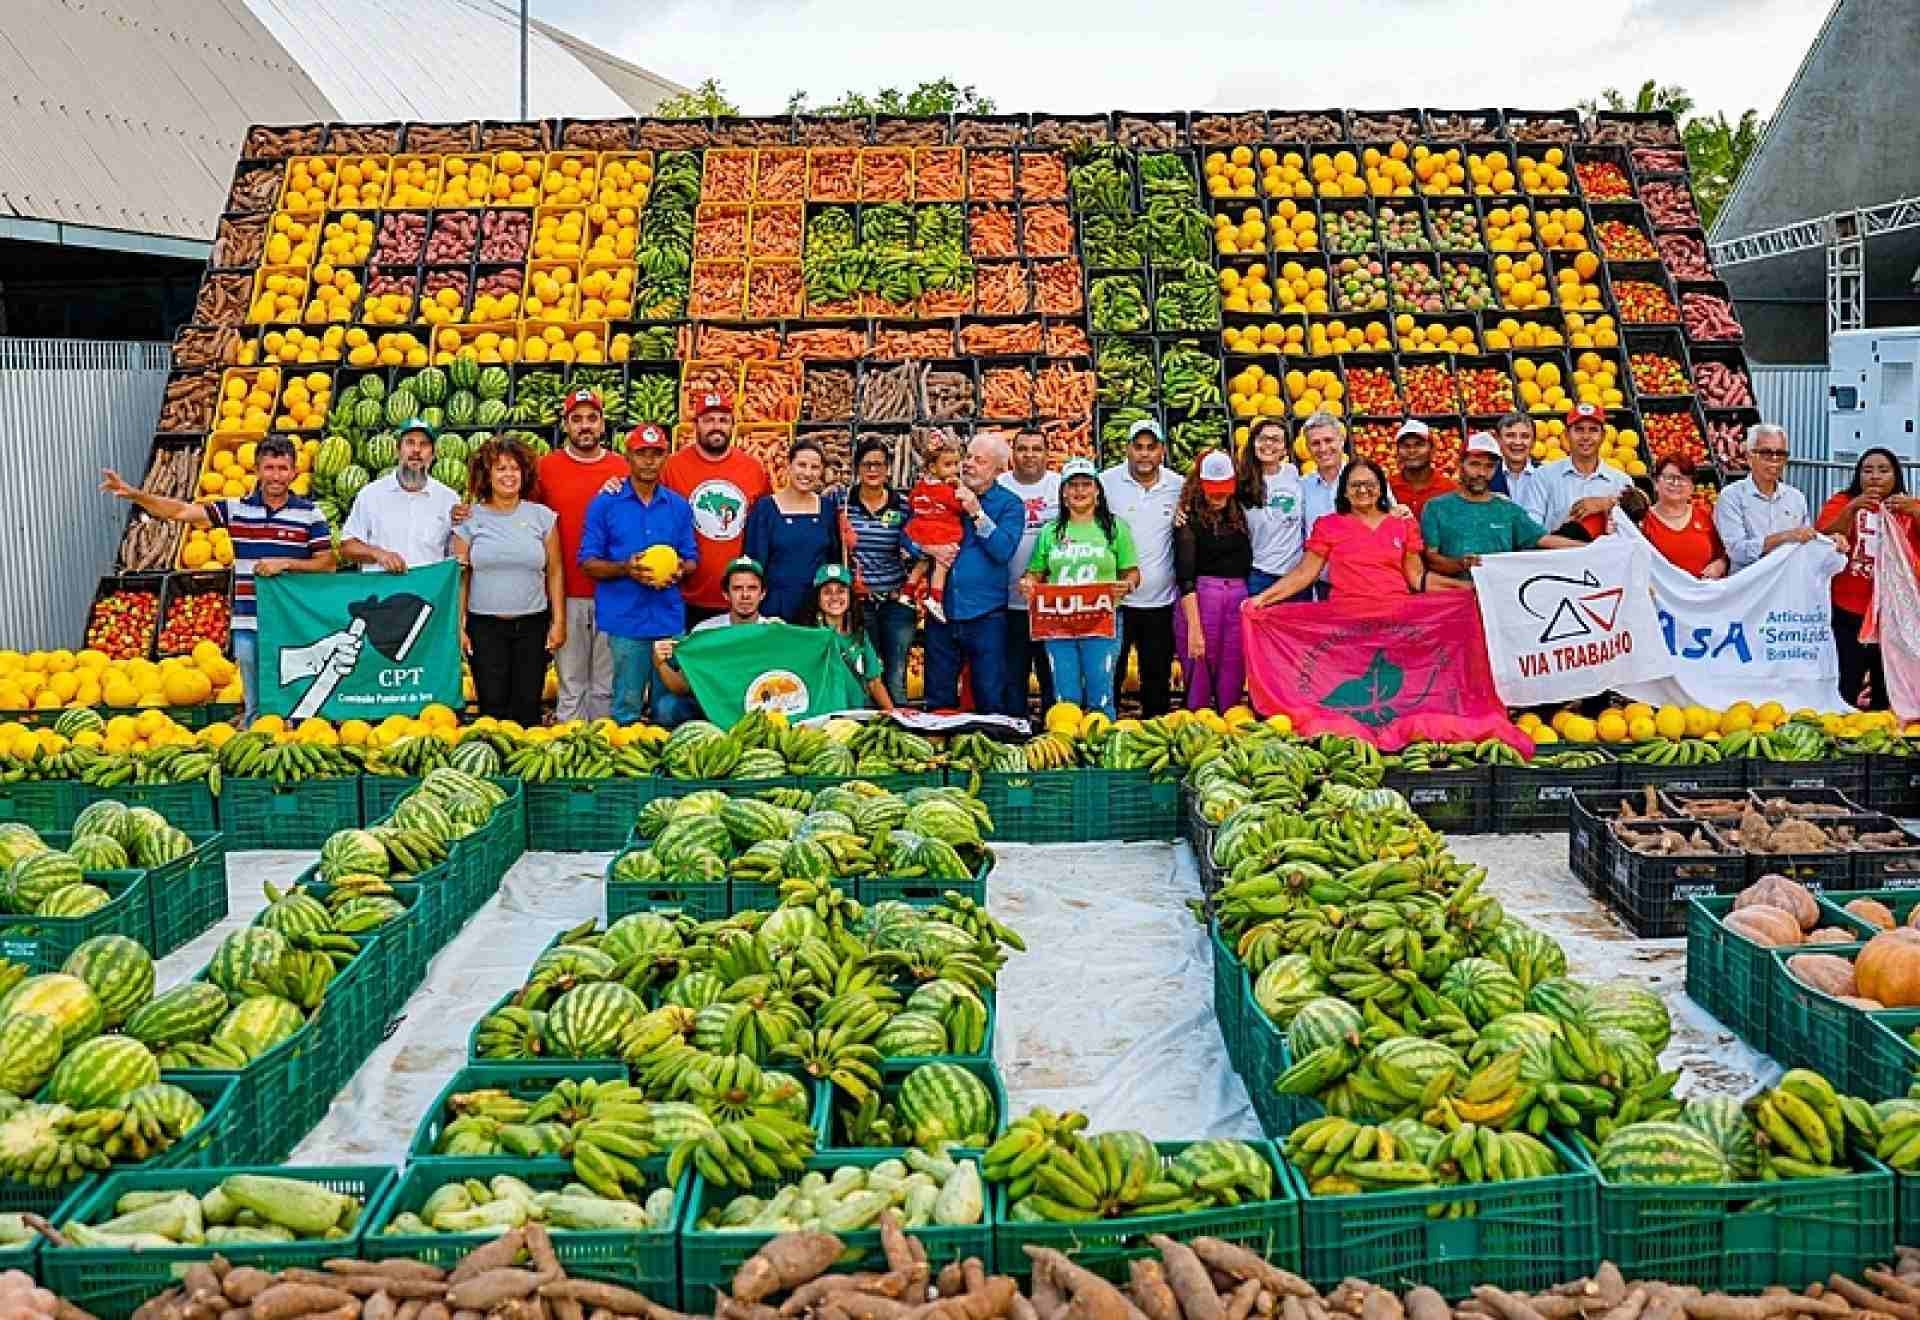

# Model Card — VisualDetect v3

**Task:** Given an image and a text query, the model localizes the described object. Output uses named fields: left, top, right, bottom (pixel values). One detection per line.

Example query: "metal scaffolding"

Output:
left=1710, top=194, right=1920, bottom=334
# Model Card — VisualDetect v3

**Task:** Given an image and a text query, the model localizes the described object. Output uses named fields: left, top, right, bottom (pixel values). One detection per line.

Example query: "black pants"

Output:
left=1120, top=604, right=1176, bottom=717
left=1833, top=606, right=1888, bottom=710
left=1004, top=610, right=1054, bottom=716
left=469, top=611, right=550, bottom=726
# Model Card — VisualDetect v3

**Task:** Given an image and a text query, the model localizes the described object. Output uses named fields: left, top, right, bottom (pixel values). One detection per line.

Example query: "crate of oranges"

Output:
left=330, top=155, right=389, bottom=210
left=270, top=371, right=333, bottom=432
left=518, top=322, right=607, bottom=366
left=248, top=267, right=307, bottom=325
left=258, top=327, right=346, bottom=365
left=277, top=157, right=335, bottom=213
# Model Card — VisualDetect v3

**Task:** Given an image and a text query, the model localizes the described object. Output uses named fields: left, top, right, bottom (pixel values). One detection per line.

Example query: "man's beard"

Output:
left=397, top=462, right=428, bottom=491
left=697, top=430, right=729, bottom=453
left=567, top=431, right=602, bottom=453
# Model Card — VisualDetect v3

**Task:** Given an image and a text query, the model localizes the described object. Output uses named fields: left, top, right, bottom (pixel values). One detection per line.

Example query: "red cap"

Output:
left=626, top=423, right=669, bottom=453
left=563, top=387, right=603, bottom=416
left=1565, top=402, right=1607, bottom=427
left=692, top=391, right=733, bottom=420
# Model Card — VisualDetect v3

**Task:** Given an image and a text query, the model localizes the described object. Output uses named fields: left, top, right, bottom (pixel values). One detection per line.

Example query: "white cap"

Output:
left=1465, top=431, right=1501, bottom=458
left=1395, top=418, right=1432, bottom=440
left=1126, top=418, right=1165, bottom=443
left=1198, top=450, right=1236, bottom=483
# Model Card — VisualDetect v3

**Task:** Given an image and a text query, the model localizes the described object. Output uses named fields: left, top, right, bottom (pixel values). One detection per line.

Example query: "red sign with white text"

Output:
left=1029, top=583, right=1120, bottom=640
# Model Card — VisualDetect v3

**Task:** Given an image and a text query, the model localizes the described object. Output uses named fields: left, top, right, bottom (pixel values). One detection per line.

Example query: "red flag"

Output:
left=1241, top=593, right=1532, bottom=753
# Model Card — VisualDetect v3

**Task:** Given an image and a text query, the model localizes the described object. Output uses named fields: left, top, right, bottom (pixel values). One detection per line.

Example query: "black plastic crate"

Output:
left=1749, top=754, right=1871, bottom=801
left=1569, top=789, right=1635, bottom=895
left=1867, top=752, right=1920, bottom=816
left=1492, top=758, right=1619, bottom=833
left=1606, top=818, right=1744, bottom=937
left=1614, top=757, right=1747, bottom=795
left=1841, top=817, right=1920, bottom=889
left=1383, top=765, right=1491, bottom=833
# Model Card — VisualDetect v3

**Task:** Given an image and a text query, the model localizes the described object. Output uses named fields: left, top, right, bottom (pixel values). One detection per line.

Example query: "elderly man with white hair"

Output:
left=916, top=430, right=1025, bottom=715
left=1714, top=423, right=1823, bottom=572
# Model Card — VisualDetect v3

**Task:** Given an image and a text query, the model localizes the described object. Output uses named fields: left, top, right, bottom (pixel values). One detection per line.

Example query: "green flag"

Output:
left=255, top=561, right=464, bottom=721
left=674, top=624, right=868, bottom=724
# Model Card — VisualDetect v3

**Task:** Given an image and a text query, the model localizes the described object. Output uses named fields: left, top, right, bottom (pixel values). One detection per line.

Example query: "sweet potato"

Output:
left=1678, top=1297, right=1846, bottom=1320
left=447, top=1270, right=554, bottom=1312
left=250, top=1286, right=358, bottom=1320
left=223, top=1272, right=277, bottom=1306
left=417, top=1304, right=450, bottom=1320
left=1225, top=1280, right=1262, bottom=1320
left=524, top=1224, right=561, bottom=1278
left=1473, top=1289, right=1546, bottom=1320
left=1147, top=1239, right=1224, bottom=1320
left=915, top=1279, right=1017, bottom=1320
left=1823, top=1277, right=1911, bottom=1320
left=364, top=1294, right=396, bottom=1320
left=781, top=1274, right=912, bottom=1316
left=1022, top=1251, right=1137, bottom=1320
left=1127, top=1260, right=1179, bottom=1320
left=1011, top=1297, right=1040, bottom=1320
left=1360, top=1291, right=1404, bottom=1320
left=1404, top=1289, right=1448, bottom=1320
left=450, top=1230, right=527, bottom=1285
left=1030, top=1256, right=1064, bottom=1320
left=397, top=1302, right=423, bottom=1320
left=1190, top=1239, right=1314, bottom=1300
left=939, top=1267, right=967, bottom=1300
left=839, top=1297, right=915, bottom=1320
left=734, top=1233, right=845, bottom=1305
left=329, top=1265, right=447, bottom=1285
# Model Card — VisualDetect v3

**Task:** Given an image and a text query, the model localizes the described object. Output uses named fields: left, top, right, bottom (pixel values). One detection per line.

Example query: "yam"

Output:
left=1126, top=1260, right=1180, bottom=1320
left=916, top=1279, right=1017, bottom=1320
left=1031, top=1257, right=1065, bottom=1320
left=838, top=1298, right=914, bottom=1320
left=363, top=1295, right=396, bottom=1320
left=1012, top=1298, right=1040, bottom=1320
left=539, top=1283, right=695, bottom=1320
left=446, top=1269, right=554, bottom=1312
left=1471, top=1289, right=1545, bottom=1320
left=1404, top=1289, right=1449, bottom=1320
left=525, top=1225, right=561, bottom=1279
left=1226, top=1281, right=1262, bottom=1320
left=780, top=1274, right=910, bottom=1316
left=328, top=1265, right=446, bottom=1285
left=1022, top=1250, right=1137, bottom=1320
left=397, top=1303, right=424, bottom=1320
left=733, top=1233, right=844, bottom=1305
left=250, top=1285, right=358, bottom=1320
left=1676, top=1295, right=1846, bottom=1320
left=880, top=1214, right=916, bottom=1276
left=1190, top=1239, right=1315, bottom=1299
left=223, top=1271, right=277, bottom=1306
left=1360, top=1293, right=1405, bottom=1320
left=1823, top=1276, right=1913, bottom=1320
left=1148, top=1238, right=1226, bottom=1320
left=449, top=1231, right=527, bottom=1285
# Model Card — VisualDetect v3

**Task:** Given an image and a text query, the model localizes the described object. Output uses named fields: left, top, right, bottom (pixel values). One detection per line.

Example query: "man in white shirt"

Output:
left=649, top=556, right=776, bottom=724
left=1296, top=412, right=1347, bottom=600
left=1532, top=403, right=1634, bottom=540
left=998, top=428, right=1062, bottom=712
left=1102, top=419, right=1184, bottom=716
left=1491, top=411, right=1549, bottom=525
left=339, top=419, right=459, bottom=572
left=1715, top=422, right=1821, bottom=572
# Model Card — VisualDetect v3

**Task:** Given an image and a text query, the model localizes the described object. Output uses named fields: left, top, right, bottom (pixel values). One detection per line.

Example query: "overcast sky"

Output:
left=532, top=0, right=1830, bottom=123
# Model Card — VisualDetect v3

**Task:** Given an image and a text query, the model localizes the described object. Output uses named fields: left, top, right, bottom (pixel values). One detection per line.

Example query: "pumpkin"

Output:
left=1786, top=953, right=1858, bottom=998
left=1734, top=874, right=1818, bottom=931
left=1807, top=927, right=1861, bottom=944
left=1906, top=905, right=1920, bottom=930
left=1855, top=929, right=1920, bottom=1008
left=1847, top=898, right=1897, bottom=930
left=1723, top=905, right=1802, bottom=948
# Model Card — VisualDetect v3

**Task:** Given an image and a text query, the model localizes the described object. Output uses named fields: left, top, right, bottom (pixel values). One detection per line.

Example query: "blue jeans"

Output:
left=1046, top=636, right=1120, bottom=718
left=231, top=630, right=258, bottom=728
left=925, top=609, right=1015, bottom=716
left=608, top=635, right=671, bottom=725
left=1004, top=609, right=1054, bottom=714
left=1247, top=569, right=1280, bottom=597
left=864, top=596, right=918, bottom=706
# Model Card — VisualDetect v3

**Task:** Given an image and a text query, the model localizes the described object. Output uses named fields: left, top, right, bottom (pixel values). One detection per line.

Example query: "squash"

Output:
left=1722, top=905, right=1802, bottom=948
left=1855, top=928, right=1920, bottom=1008
left=1785, top=953, right=1858, bottom=998
left=1839, top=995, right=1888, bottom=1010
left=1806, top=927, right=1861, bottom=944
left=1847, top=897, right=1897, bottom=930
left=1734, top=873, right=1818, bottom=931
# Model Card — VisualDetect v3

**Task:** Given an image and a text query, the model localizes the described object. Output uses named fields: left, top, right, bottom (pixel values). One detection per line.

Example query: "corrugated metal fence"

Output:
left=1753, top=365, right=1830, bottom=460
left=0, top=339, right=168, bottom=650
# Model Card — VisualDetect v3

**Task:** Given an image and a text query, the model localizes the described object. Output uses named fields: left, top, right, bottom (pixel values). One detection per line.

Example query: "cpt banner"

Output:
left=1864, top=508, right=1920, bottom=720
left=1028, top=583, right=1120, bottom=640
left=1611, top=509, right=1849, bottom=712
left=676, top=624, right=868, bottom=724
left=1242, top=593, right=1530, bottom=752
left=256, top=561, right=463, bottom=720
left=1472, top=534, right=1667, bottom=705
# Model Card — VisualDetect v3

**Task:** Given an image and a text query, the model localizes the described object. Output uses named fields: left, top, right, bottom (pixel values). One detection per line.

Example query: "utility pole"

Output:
left=518, top=0, right=529, bottom=120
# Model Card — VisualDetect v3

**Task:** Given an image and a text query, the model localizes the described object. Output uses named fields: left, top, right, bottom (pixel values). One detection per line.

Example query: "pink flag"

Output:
left=1241, top=593, right=1533, bottom=753
left=1863, top=509, right=1920, bottom=721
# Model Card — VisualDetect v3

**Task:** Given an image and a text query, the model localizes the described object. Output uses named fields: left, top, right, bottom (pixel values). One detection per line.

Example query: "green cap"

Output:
left=723, top=555, right=765, bottom=583
left=399, top=416, right=439, bottom=443
left=813, top=562, right=854, bottom=588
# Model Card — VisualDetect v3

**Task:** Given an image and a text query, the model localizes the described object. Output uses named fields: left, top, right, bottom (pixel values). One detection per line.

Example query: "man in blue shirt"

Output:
left=917, top=432, right=1024, bottom=716
left=579, top=423, right=698, bottom=725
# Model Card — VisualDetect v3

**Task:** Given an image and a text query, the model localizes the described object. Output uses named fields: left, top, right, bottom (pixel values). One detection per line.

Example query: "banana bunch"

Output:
left=992, top=1119, right=1273, bottom=1223
left=1213, top=804, right=1431, bottom=893
left=0, top=745, right=102, bottom=783
left=944, top=731, right=1028, bottom=781
left=1095, top=719, right=1220, bottom=778
left=776, top=1022, right=884, bottom=1104
left=504, top=728, right=658, bottom=782
left=1749, top=1069, right=1874, bottom=1178
left=661, top=1100, right=817, bottom=1190
left=0, top=1104, right=117, bottom=1186
left=933, top=892, right=1026, bottom=953
left=363, top=733, right=452, bottom=776
left=81, top=746, right=217, bottom=789
left=1188, top=736, right=1327, bottom=812
left=156, top=1038, right=251, bottom=1069
left=217, top=732, right=359, bottom=782
left=1388, top=740, right=1522, bottom=771
left=845, top=722, right=942, bottom=772
left=983, top=1107, right=1087, bottom=1190
left=472, top=1004, right=546, bottom=1059
left=1617, top=737, right=1724, bottom=765
left=1531, top=749, right=1613, bottom=770
left=366, top=825, right=448, bottom=876
left=1873, top=1098, right=1920, bottom=1170
left=1286, top=1114, right=1561, bottom=1213
left=1228, top=860, right=1492, bottom=980
left=1019, top=733, right=1080, bottom=771
left=1311, top=734, right=1390, bottom=787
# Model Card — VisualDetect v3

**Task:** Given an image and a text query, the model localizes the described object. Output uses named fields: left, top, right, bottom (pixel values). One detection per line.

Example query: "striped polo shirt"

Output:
left=206, top=491, right=332, bottom=629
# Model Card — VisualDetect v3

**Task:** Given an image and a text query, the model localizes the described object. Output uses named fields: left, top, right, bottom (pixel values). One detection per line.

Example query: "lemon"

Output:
left=1562, top=715, right=1597, bottom=744
left=1627, top=715, right=1658, bottom=742
left=1595, top=710, right=1629, bottom=743
left=1653, top=706, right=1688, bottom=740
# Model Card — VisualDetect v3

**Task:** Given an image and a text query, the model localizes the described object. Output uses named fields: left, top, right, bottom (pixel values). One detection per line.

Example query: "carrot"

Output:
left=1045, top=324, right=1091, bottom=357
left=747, top=262, right=803, bottom=319
left=959, top=320, right=1042, bottom=355
left=807, top=297, right=862, bottom=319
left=975, top=263, right=1031, bottom=315
left=872, top=327, right=956, bottom=358
left=1022, top=205, right=1072, bottom=257
left=755, top=148, right=807, bottom=201
left=918, top=289, right=974, bottom=317
left=702, top=150, right=754, bottom=203
left=982, top=367, right=1035, bottom=419
left=697, top=326, right=782, bottom=361
left=915, top=148, right=964, bottom=201
left=1019, top=152, right=1068, bottom=200
left=1032, top=259, right=1084, bottom=314
left=787, top=328, right=867, bottom=359
left=742, top=361, right=802, bottom=422
left=969, top=206, right=1018, bottom=258
left=810, top=149, right=859, bottom=201
left=750, top=204, right=803, bottom=258
left=1035, top=362, right=1095, bottom=419
left=690, top=261, right=746, bottom=319
left=739, top=425, right=796, bottom=485
left=861, top=149, right=913, bottom=201
left=968, top=152, right=1015, bottom=201
left=695, top=205, right=749, bottom=260
left=864, top=293, right=919, bottom=319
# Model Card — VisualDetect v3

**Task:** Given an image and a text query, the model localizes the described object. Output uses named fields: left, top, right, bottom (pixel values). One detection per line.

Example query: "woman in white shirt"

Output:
left=1238, top=418, right=1306, bottom=599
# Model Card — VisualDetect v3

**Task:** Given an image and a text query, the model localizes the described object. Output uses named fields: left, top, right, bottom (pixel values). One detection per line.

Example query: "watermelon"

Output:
left=1484, top=921, right=1569, bottom=993
left=0, top=825, right=44, bottom=869
left=333, top=464, right=370, bottom=503
left=385, top=390, right=418, bottom=427
left=756, top=906, right=826, bottom=955
left=1437, top=957, right=1526, bottom=1027
left=1594, top=1121, right=1731, bottom=1185
left=67, top=835, right=129, bottom=873
left=360, top=432, right=398, bottom=471
left=658, top=813, right=734, bottom=864
left=44, top=1035, right=159, bottom=1108
left=432, top=454, right=466, bottom=492
left=1526, top=977, right=1595, bottom=1027
left=1367, top=1036, right=1467, bottom=1093
left=6, top=851, right=82, bottom=912
left=444, top=393, right=476, bottom=428
left=1287, top=997, right=1364, bottom=1058
left=392, top=795, right=459, bottom=844
left=0, top=1014, right=63, bottom=1096
left=70, top=800, right=130, bottom=845
left=314, top=435, right=352, bottom=482
left=357, top=374, right=387, bottom=403
left=874, top=1012, right=949, bottom=1058
left=1587, top=982, right=1673, bottom=1053
left=449, top=741, right=503, bottom=777
left=542, top=982, right=643, bottom=1058
left=411, top=367, right=447, bottom=405
left=600, top=913, right=684, bottom=965
left=321, top=829, right=389, bottom=880
left=421, top=406, right=444, bottom=431
left=733, top=749, right=788, bottom=780
left=207, top=927, right=290, bottom=995
left=213, top=995, right=306, bottom=1060
left=0, top=974, right=103, bottom=1049
left=61, top=935, right=154, bottom=1027
left=477, top=366, right=510, bottom=400
left=1252, top=954, right=1327, bottom=1027
left=895, top=1063, right=996, bottom=1147
left=133, top=823, right=192, bottom=869
left=662, top=971, right=725, bottom=1010
left=778, top=838, right=834, bottom=881
left=38, top=884, right=109, bottom=917
left=720, top=798, right=790, bottom=847
left=354, top=398, right=385, bottom=429
left=476, top=399, right=509, bottom=427
left=53, top=708, right=105, bottom=741
left=438, top=432, right=471, bottom=467
left=448, top=354, right=480, bottom=392
left=1679, top=1095, right=1760, bottom=1179
left=123, top=982, right=229, bottom=1049
left=257, top=887, right=331, bottom=941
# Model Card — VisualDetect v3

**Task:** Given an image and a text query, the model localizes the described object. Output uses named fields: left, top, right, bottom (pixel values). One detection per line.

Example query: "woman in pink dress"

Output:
left=1245, top=459, right=1469, bottom=607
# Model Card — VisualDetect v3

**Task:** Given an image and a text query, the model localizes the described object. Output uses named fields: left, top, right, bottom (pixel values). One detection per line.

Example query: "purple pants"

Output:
left=1173, top=575, right=1248, bottom=712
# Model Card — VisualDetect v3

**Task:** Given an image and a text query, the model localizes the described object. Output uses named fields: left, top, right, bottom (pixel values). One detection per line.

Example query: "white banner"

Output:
left=1864, top=508, right=1920, bottom=720
left=1612, top=509, right=1851, bottom=713
left=1472, top=534, right=1669, bottom=705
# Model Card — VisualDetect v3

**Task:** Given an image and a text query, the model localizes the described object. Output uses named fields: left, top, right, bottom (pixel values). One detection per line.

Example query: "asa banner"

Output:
left=674, top=624, right=869, bottom=724
left=1241, top=592, right=1532, bottom=752
left=1471, top=534, right=1668, bottom=706
left=255, top=561, right=463, bottom=720
left=1611, top=509, right=1850, bottom=713
left=1864, top=508, right=1920, bottom=720
left=1027, top=583, right=1121, bottom=640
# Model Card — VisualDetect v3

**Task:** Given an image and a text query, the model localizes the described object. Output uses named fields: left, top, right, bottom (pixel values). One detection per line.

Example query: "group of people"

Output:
left=102, top=382, right=1920, bottom=727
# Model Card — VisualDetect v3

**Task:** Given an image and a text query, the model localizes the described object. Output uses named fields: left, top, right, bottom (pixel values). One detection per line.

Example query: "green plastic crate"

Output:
left=1578, top=1144, right=1893, bottom=1290
left=483, top=778, right=527, bottom=882
left=792, top=772, right=945, bottom=797
left=1869, top=752, right=1920, bottom=817
left=1901, top=1171, right=1920, bottom=1248
left=1078, top=768, right=1182, bottom=842
left=0, top=1073, right=237, bottom=1216
left=364, top=1158, right=684, bottom=1306
left=0, top=1179, right=90, bottom=1278
left=1242, top=995, right=1324, bottom=1141
left=1211, top=922, right=1245, bottom=1077
left=0, top=780, right=82, bottom=832
left=1769, top=943, right=1875, bottom=1089
left=146, top=830, right=229, bottom=957
left=1294, top=1132, right=1597, bottom=1297
left=992, top=1140, right=1297, bottom=1285
left=527, top=778, right=658, bottom=851
left=1863, top=1012, right=1920, bottom=1102
left=1685, top=894, right=1841, bottom=1054
left=216, top=776, right=363, bottom=850
left=168, top=994, right=319, bottom=1164
left=965, top=770, right=1078, bottom=843
left=1490, top=758, right=1620, bottom=834
left=819, top=1059, right=1007, bottom=1150
left=408, top=1061, right=629, bottom=1160
left=730, top=880, right=782, bottom=914
left=604, top=845, right=731, bottom=923
left=359, top=774, right=422, bottom=821
left=0, top=863, right=150, bottom=972
left=855, top=856, right=990, bottom=908
left=297, top=873, right=429, bottom=1018
left=76, top=782, right=216, bottom=834
left=41, top=1163, right=396, bottom=1320
left=680, top=1149, right=988, bottom=1304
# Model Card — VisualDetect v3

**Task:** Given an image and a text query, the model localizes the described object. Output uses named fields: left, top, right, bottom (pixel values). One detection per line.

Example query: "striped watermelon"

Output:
left=756, top=906, right=826, bottom=955
left=1595, top=1121, right=1731, bottom=1186
left=67, top=836, right=130, bottom=873
left=657, top=813, right=734, bottom=864
left=661, top=971, right=725, bottom=1010
left=134, top=824, right=192, bottom=869
left=477, top=367, right=509, bottom=401
left=720, top=798, right=789, bottom=847
left=896, top=1063, right=996, bottom=1147
left=212, top=995, right=305, bottom=1060
left=542, top=982, right=643, bottom=1058
left=7, top=851, right=84, bottom=912
left=0, top=1014, right=63, bottom=1096
left=601, top=913, right=685, bottom=965
left=314, top=435, right=352, bottom=483
left=38, top=884, right=109, bottom=917
left=123, top=982, right=229, bottom=1049
left=70, top=800, right=132, bottom=847
left=448, top=355, right=479, bottom=392
left=52, top=709, right=105, bottom=741
left=62, top=935, right=154, bottom=1028
left=1525, top=977, right=1595, bottom=1027
left=1287, top=997, right=1365, bottom=1058
left=0, top=825, right=46, bottom=868
left=392, top=796, right=458, bottom=844
left=125, top=1082, right=204, bottom=1136
left=208, top=928, right=290, bottom=995
left=448, top=742, right=503, bottom=777
left=1587, top=982, right=1673, bottom=1053
left=1252, top=954, right=1327, bottom=1027
left=321, top=830, right=389, bottom=880
left=1438, top=957, right=1527, bottom=1027
left=874, top=1012, right=949, bottom=1058
left=1679, top=1095, right=1760, bottom=1179
left=0, top=974, right=103, bottom=1049
left=257, top=887, right=332, bottom=941
left=44, top=1035, right=158, bottom=1108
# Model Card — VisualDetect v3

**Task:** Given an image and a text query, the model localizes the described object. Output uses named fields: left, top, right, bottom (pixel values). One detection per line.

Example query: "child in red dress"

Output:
left=902, top=441, right=966, bottom=623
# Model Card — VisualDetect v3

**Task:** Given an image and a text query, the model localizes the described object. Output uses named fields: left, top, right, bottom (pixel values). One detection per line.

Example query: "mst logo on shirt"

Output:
left=690, top=480, right=749, bottom=540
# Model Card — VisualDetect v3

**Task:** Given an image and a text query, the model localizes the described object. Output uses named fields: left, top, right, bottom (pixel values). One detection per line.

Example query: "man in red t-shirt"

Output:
left=1388, top=419, right=1458, bottom=519
left=661, top=392, right=770, bottom=624
left=537, top=387, right=629, bottom=722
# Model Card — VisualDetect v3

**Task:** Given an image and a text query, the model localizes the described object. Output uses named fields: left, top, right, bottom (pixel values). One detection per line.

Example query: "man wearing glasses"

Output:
left=1715, top=424, right=1828, bottom=572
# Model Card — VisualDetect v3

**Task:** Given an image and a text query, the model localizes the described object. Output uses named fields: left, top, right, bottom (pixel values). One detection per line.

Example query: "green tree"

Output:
left=1685, top=109, right=1768, bottom=230
left=654, top=78, right=738, bottom=119
left=786, top=79, right=996, bottom=117
left=1579, top=81, right=1696, bottom=117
